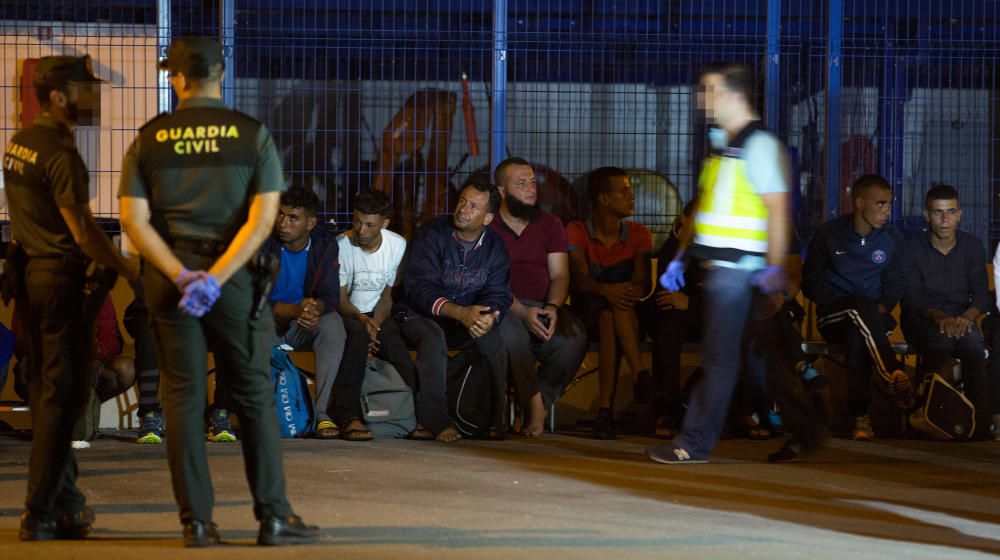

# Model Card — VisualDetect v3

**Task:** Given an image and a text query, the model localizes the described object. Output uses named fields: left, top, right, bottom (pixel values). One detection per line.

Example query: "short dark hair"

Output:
left=280, top=186, right=320, bottom=217
left=461, top=176, right=501, bottom=214
left=353, top=188, right=392, bottom=217
left=925, top=184, right=960, bottom=209
left=494, top=157, right=532, bottom=186
left=852, top=174, right=891, bottom=200
left=587, top=166, right=628, bottom=205
left=701, top=61, right=755, bottom=100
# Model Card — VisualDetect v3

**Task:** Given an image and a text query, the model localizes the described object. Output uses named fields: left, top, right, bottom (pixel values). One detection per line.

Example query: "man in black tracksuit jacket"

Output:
left=803, top=174, right=913, bottom=440
left=395, top=180, right=512, bottom=442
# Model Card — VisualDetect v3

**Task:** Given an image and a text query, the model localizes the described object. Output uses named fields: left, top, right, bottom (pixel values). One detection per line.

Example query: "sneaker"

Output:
left=591, top=407, right=616, bottom=440
left=768, top=440, right=803, bottom=463
left=71, top=440, right=90, bottom=450
left=800, top=363, right=829, bottom=393
left=852, top=414, right=874, bottom=441
left=208, top=409, right=237, bottom=443
left=888, top=369, right=915, bottom=410
left=646, top=444, right=708, bottom=464
left=136, top=410, right=165, bottom=444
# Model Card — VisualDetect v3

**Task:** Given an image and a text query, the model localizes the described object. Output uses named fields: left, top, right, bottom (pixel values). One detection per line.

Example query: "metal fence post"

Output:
left=491, top=0, right=508, bottom=174
left=826, top=0, right=843, bottom=218
left=220, top=0, right=235, bottom=107
left=157, top=0, right=171, bottom=113
left=765, top=0, right=780, bottom=133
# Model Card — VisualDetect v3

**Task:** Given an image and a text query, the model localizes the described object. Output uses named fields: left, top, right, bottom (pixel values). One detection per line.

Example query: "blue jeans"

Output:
left=674, top=266, right=826, bottom=459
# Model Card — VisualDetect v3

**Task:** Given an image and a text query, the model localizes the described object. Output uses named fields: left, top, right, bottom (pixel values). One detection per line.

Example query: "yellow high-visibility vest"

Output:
left=694, top=150, right=768, bottom=255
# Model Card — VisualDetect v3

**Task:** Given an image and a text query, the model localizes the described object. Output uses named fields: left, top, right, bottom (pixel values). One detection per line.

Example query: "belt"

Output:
left=28, top=253, right=88, bottom=268
left=172, top=238, right=230, bottom=257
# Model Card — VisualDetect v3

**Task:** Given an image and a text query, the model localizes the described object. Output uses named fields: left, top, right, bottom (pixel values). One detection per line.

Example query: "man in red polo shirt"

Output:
left=567, top=166, right=652, bottom=439
left=491, top=158, right=588, bottom=437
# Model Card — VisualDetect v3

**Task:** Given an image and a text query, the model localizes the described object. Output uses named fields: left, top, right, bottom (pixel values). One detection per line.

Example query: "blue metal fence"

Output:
left=2, top=0, right=1000, bottom=249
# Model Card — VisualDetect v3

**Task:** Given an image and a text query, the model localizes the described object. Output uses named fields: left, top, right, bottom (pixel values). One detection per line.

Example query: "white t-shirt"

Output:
left=337, top=229, right=407, bottom=314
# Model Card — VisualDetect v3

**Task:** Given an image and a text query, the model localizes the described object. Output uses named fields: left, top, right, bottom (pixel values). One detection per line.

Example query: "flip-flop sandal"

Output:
left=407, top=427, right=434, bottom=440
left=314, top=419, right=340, bottom=439
left=341, top=426, right=374, bottom=442
left=654, top=417, right=675, bottom=439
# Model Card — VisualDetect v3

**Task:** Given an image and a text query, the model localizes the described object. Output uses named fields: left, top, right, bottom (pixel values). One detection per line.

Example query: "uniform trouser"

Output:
left=904, top=318, right=995, bottom=429
left=398, top=314, right=508, bottom=435
left=145, top=255, right=291, bottom=524
left=817, top=297, right=903, bottom=417
left=22, top=260, right=91, bottom=520
left=673, top=267, right=827, bottom=459
left=277, top=312, right=345, bottom=422
left=499, top=301, right=588, bottom=409
left=337, top=314, right=416, bottom=425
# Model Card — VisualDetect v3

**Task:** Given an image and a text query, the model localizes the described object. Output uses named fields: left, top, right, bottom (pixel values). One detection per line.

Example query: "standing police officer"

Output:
left=3, top=55, right=137, bottom=541
left=118, top=37, right=318, bottom=547
left=646, top=62, right=827, bottom=465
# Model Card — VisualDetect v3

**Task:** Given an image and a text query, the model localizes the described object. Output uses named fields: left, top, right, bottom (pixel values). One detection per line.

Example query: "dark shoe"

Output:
left=136, top=410, right=165, bottom=444
left=646, top=444, right=708, bottom=464
left=183, top=520, right=220, bottom=548
left=257, top=514, right=320, bottom=546
left=767, top=440, right=803, bottom=463
left=56, top=506, right=95, bottom=539
left=19, top=511, right=57, bottom=541
left=633, top=370, right=654, bottom=404
left=591, top=407, right=616, bottom=440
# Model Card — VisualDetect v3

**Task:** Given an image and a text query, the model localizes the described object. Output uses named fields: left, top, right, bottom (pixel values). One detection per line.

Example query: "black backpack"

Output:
left=446, top=347, right=504, bottom=438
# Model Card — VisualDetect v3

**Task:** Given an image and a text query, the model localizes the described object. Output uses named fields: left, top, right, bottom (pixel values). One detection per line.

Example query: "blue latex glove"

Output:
left=749, top=265, right=787, bottom=295
left=174, top=268, right=209, bottom=290
left=178, top=276, right=221, bottom=317
left=659, top=254, right=686, bottom=292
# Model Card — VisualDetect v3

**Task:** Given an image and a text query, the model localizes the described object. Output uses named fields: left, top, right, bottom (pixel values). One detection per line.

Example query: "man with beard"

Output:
left=490, top=158, right=588, bottom=437
left=803, top=174, right=912, bottom=441
left=4, top=55, right=137, bottom=541
left=567, top=167, right=652, bottom=440
left=395, top=179, right=512, bottom=442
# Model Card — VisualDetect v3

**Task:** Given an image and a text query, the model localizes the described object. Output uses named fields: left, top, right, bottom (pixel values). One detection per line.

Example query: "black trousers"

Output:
left=146, top=253, right=291, bottom=524
left=335, top=314, right=416, bottom=425
left=905, top=317, right=993, bottom=434
left=817, top=297, right=903, bottom=417
left=638, top=301, right=701, bottom=427
left=21, top=260, right=91, bottom=520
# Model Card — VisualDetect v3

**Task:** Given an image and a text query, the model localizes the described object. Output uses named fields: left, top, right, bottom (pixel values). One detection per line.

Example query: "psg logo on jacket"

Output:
left=872, top=249, right=887, bottom=264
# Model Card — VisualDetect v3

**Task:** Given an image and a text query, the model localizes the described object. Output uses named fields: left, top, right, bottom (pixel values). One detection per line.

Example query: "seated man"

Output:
left=335, top=189, right=414, bottom=441
left=260, top=185, right=345, bottom=439
left=124, top=272, right=166, bottom=444
left=637, top=200, right=700, bottom=438
left=803, top=174, right=913, bottom=441
left=567, top=166, right=652, bottom=440
left=491, top=158, right=588, bottom=437
left=395, top=178, right=512, bottom=442
left=903, top=184, right=996, bottom=440
left=71, top=295, right=136, bottom=447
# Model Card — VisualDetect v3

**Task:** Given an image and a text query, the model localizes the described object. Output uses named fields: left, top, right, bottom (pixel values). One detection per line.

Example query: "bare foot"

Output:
left=522, top=393, right=547, bottom=438
left=435, top=426, right=463, bottom=442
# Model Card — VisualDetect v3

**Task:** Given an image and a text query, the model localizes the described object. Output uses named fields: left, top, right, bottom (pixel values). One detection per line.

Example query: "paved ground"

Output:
left=0, top=431, right=998, bottom=559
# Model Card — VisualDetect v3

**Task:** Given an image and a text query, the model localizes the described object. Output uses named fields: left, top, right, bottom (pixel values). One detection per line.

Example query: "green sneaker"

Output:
left=208, top=409, right=237, bottom=443
left=136, top=410, right=165, bottom=444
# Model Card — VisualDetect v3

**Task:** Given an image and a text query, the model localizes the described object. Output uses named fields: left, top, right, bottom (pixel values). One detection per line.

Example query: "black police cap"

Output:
left=158, top=37, right=224, bottom=79
left=34, top=55, right=104, bottom=90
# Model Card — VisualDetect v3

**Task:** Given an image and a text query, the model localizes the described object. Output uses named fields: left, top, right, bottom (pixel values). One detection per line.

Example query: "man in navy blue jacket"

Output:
left=215, top=186, right=346, bottom=440
left=264, top=186, right=345, bottom=439
left=396, top=179, right=512, bottom=442
left=803, top=174, right=913, bottom=441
